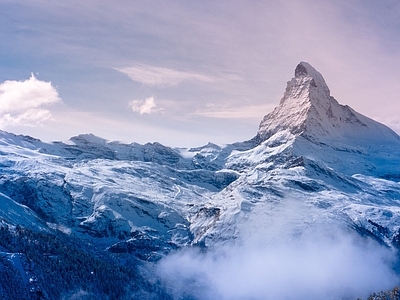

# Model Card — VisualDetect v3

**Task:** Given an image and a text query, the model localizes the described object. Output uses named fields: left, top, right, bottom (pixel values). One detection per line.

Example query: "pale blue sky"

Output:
left=1, top=0, right=400, bottom=147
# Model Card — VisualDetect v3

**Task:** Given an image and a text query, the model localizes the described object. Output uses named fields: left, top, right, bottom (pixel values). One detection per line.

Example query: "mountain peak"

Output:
left=256, top=62, right=334, bottom=141
left=295, top=61, right=318, bottom=77
left=256, top=62, right=400, bottom=145
left=294, top=62, right=309, bottom=77
left=293, top=61, right=331, bottom=95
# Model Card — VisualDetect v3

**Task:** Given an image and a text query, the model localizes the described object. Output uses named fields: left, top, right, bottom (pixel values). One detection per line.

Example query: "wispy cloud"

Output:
left=128, top=96, right=159, bottom=114
left=116, top=65, right=219, bottom=86
left=0, top=74, right=61, bottom=127
left=192, top=103, right=276, bottom=119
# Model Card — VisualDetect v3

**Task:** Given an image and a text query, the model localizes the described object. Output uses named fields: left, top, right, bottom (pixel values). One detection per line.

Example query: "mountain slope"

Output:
left=0, top=130, right=242, bottom=263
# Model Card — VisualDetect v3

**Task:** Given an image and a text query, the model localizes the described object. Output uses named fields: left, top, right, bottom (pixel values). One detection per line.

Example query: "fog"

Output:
left=157, top=217, right=399, bottom=300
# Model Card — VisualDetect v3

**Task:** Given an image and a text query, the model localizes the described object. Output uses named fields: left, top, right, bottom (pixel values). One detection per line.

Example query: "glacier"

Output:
left=1, top=62, right=400, bottom=299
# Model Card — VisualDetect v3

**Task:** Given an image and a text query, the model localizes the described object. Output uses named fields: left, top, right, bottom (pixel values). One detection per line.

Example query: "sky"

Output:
left=1, top=0, right=400, bottom=147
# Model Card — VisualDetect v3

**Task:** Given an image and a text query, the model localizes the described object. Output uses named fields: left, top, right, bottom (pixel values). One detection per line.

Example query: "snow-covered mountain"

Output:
left=1, top=62, right=400, bottom=298
left=0, top=130, right=243, bottom=260
left=1, top=62, right=400, bottom=252
left=194, top=62, right=400, bottom=248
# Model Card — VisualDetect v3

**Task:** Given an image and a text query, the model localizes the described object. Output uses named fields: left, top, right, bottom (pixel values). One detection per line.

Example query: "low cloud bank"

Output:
left=157, top=224, right=399, bottom=300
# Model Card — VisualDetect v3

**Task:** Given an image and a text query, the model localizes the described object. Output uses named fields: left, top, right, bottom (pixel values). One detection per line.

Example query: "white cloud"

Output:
left=116, top=65, right=217, bottom=86
left=192, top=103, right=276, bottom=119
left=158, top=233, right=398, bottom=300
left=0, top=74, right=61, bottom=127
left=128, top=96, right=158, bottom=114
left=156, top=196, right=400, bottom=299
left=1, top=109, right=53, bottom=127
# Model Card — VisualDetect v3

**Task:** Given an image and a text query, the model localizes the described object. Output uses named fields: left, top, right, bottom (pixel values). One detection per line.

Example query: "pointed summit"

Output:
left=294, top=62, right=308, bottom=76
left=256, top=62, right=399, bottom=145
left=294, top=62, right=330, bottom=94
